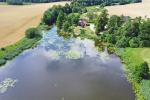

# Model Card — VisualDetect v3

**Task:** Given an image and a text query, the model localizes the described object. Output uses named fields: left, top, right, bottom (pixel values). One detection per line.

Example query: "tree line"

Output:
left=0, top=0, right=142, bottom=5
left=42, top=1, right=86, bottom=27
left=72, top=0, right=142, bottom=6
left=0, top=0, right=69, bottom=5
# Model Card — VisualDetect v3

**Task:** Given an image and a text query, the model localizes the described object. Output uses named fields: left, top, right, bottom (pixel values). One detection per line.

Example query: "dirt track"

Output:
left=0, top=2, right=69, bottom=47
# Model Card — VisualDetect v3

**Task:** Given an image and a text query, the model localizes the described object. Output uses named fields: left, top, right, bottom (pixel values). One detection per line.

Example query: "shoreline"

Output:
left=0, top=36, right=42, bottom=67
left=115, top=48, right=150, bottom=100
left=0, top=24, right=52, bottom=67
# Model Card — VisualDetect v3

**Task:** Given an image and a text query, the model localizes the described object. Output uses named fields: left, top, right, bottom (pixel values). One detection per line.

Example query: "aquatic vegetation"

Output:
left=48, top=50, right=60, bottom=60
left=100, top=52, right=110, bottom=63
left=0, top=78, right=18, bottom=94
left=65, top=50, right=82, bottom=59
left=48, top=39, right=55, bottom=44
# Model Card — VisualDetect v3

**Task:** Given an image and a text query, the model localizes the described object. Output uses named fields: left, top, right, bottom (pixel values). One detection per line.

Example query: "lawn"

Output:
left=124, top=48, right=150, bottom=68
left=116, top=48, right=150, bottom=100
left=74, top=25, right=96, bottom=39
left=0, top=37, right=41, bottom=66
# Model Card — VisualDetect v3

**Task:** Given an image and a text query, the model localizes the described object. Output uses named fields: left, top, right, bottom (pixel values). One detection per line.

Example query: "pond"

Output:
left=0, top=26, right=135, bottom=100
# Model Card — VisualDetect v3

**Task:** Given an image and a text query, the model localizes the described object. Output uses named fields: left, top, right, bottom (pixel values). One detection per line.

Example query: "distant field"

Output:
left=106, top=0, right=150, bottom=18
left=0, top=2, right=69, bottom=47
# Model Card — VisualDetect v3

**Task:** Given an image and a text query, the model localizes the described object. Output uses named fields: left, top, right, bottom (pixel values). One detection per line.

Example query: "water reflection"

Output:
left=0, top=27, right=135, bottom=100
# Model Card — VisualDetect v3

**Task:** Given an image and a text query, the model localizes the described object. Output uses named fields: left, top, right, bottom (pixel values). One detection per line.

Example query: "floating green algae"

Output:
left=48, top=50, right=60, bottom=60
left=65, top=50, right=82, bottom=59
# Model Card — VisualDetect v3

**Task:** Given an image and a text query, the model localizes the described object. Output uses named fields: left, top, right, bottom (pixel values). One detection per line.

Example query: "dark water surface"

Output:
left=0, top=27, right=135, bottom=100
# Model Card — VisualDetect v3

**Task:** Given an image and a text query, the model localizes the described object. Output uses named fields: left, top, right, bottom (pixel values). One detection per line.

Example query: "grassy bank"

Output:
left=116, top=48, right=150, bottom=100
left=0, top=36, right=41, bottom=66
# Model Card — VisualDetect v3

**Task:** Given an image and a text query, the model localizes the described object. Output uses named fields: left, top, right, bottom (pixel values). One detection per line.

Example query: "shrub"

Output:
left=25, top=28, right=41, bottom=39
left=116, top=36, right=129, bottom=47
left=0, top=59, right=6, bottom=66
left=133, top=62, right=149, bottom=82
left=129, top=38, right=139, bottom=48
left=1, top=48, right=5, bottom=51
left=139, top=40, right=150, bottom=47
left=80, top=29, right=85, bottom=34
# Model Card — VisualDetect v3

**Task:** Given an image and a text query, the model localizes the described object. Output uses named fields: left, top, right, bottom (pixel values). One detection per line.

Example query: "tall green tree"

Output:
left=107, top=15, right=122, bottom=30
left=63, top=21, right=70, bottom=32
left=133, top=62, right=149, bottom=82
left=56, top=11, right=66, bottom=29
left=95, top=9, right=108, bottom=34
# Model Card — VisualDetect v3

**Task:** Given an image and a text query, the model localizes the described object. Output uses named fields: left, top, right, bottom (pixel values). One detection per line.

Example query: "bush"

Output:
left=0, top=59, right=6, bottom=66
left=129, top=38, right=139, bottom=48
left=139, top=40, right=150, bottom=47
left=107, top=15, right=122, bottom=30
left=25, top=28, right=41, bottom=39
left=116, top=36, right=129, bottom=47
left=1, top=48, right=5, bottom=51
left=67, top=13, right=80, bottom=26
left=80, top=29, right=85, bottom=34
left=133, top=62, right=149, bottom=82
left=62, top=21, right=70, bottom=32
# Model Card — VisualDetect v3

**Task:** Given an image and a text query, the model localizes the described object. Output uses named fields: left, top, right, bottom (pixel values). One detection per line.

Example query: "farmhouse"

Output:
left=78, top=19, right=89, bottom=28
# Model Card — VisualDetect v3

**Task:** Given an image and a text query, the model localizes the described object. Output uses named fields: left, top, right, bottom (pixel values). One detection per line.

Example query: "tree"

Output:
left=107, top=15, right=122, bottom=30
left=139, top=40, right=150, bottom=47
left=71, top=1, right=82, bottom=13
left=67, top=13, right=80, bottom=25
left=42, top=5, right=63, bottom=25
left=56, top=11, right=66, bottom=29
left=63, top=21, right=70, bottom=32
left=105, top=34, right=116, bottom=44
left=25, top=28, right=41, bottom=39
left=122, top=19, right=140, bottom=37
left=116, top=36, right=129, bottom=47
left=129, top=37, right=139, bottom=48
left=63, top=3, right=72, bottom=14
left=95, top=9, right=108, bottom=34
left=139, top=19, right=150, bottom=40
left=134, top=62, right=149, bottom=82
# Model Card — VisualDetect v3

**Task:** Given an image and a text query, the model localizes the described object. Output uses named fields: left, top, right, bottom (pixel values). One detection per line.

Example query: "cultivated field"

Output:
left=106, top=0, right=150, bottom=18
left=0, top=2, right=69, bottom=47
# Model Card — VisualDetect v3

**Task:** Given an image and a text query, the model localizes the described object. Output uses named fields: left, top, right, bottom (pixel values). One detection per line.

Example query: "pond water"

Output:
left=0, top=27, right=135, bottom=100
